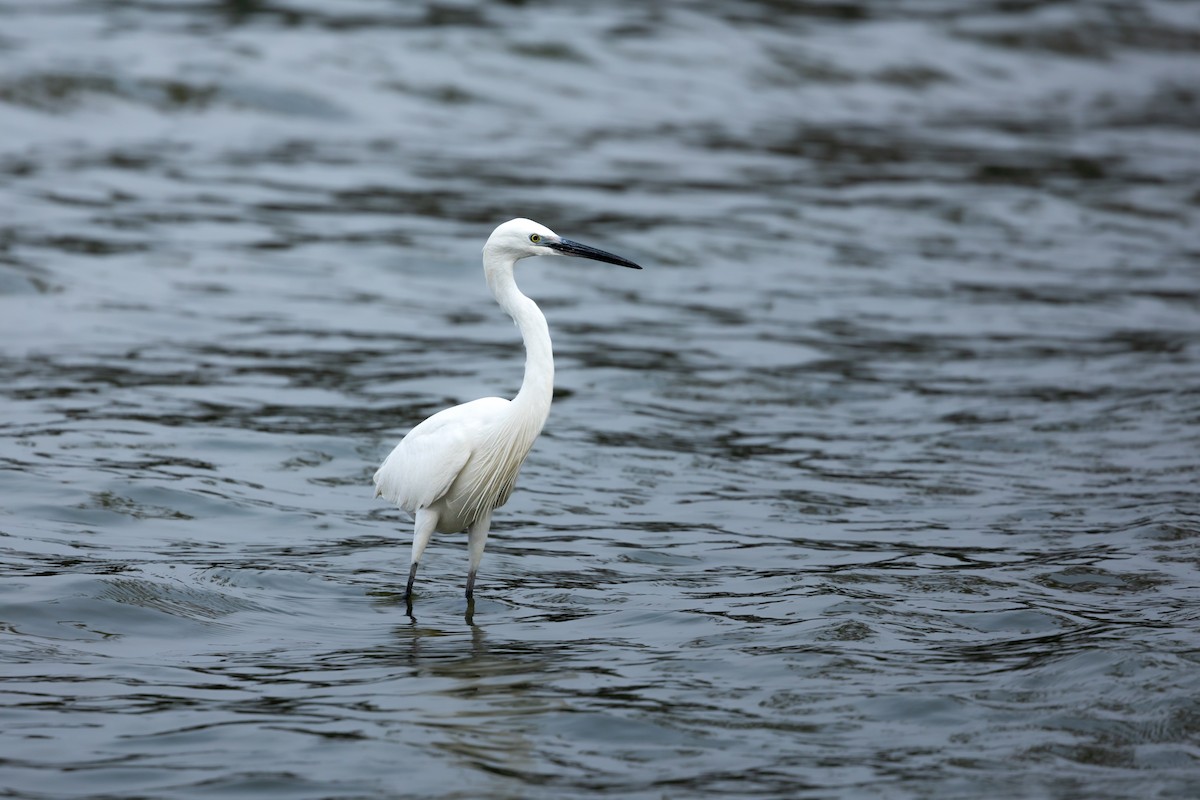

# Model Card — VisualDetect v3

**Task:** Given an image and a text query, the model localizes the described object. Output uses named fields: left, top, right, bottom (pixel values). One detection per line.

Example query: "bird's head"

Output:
left=483, top=218, right=642, bottom=272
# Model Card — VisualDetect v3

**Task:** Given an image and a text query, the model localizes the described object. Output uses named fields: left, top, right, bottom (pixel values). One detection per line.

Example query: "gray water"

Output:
left=2, top=2, right=1199, bottom=798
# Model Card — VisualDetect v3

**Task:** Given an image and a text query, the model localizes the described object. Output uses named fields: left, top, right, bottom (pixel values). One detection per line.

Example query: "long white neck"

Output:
left=485, top=261, right=554, bottom=428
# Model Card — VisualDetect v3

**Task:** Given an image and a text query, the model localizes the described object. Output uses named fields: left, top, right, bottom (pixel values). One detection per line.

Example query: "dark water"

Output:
left=3, top=1, right=1199, bottom=797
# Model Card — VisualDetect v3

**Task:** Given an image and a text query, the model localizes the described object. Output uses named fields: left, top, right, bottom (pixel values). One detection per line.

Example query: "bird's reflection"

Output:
left=392, top=592, right=477, bottom=626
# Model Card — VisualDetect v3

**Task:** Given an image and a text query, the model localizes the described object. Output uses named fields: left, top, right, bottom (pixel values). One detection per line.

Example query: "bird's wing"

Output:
left=373, top=397, right=510, bottom=513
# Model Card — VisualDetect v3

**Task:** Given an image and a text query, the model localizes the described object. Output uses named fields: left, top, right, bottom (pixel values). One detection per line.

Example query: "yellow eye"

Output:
left=529, top=233, right=541, bottom=243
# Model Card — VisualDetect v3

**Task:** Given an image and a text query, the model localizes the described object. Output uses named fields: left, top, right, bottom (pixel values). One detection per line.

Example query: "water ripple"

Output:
left=1, top=1, right=1198, bottom=798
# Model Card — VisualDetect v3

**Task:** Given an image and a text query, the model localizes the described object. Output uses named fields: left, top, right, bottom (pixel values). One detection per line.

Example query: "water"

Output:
left=2, top=1, right=1199, bottom=797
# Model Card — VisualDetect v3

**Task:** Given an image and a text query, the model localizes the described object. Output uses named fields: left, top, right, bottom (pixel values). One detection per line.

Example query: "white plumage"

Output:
left=375, top=397, right=513, bottom=531
left=373, top=218, right=641, bottom=601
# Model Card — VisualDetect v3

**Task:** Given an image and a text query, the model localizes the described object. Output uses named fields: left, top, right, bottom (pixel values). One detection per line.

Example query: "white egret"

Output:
left=373, top=218, right=641, bottom=600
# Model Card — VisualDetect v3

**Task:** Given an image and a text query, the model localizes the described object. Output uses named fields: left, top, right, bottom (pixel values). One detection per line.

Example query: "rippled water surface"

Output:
left=3, top=1, right=1200, bottom=798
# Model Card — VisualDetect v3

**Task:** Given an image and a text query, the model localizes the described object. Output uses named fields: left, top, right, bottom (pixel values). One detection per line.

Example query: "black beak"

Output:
left=548, top=237, right=642, bottom=269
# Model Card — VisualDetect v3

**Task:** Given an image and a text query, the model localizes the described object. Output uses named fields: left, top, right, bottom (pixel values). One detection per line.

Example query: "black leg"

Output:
left=405, top=561, right=419, bottom=599
left=465, top=568, right=477, bottom=599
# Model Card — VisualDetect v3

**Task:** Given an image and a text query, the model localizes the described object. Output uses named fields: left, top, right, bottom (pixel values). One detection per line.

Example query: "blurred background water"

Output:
left=2, top=1, right=1199, bottom=798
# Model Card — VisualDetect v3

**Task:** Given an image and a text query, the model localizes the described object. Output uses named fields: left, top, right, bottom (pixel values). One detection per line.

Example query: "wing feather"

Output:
left=373, top=398, right=509, bottom=514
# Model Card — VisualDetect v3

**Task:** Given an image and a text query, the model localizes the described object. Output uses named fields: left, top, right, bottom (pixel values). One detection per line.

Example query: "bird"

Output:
left=373, top=218, right=641, bottom=601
